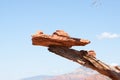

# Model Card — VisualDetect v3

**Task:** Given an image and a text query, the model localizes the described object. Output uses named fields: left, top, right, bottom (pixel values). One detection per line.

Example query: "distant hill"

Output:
left=22, top=66, right=111, bottom=80
left=22, top=75, right=52, bottom=80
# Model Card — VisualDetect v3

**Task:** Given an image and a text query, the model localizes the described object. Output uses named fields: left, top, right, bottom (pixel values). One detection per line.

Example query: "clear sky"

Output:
left=0, top=0, right=120, bottom=80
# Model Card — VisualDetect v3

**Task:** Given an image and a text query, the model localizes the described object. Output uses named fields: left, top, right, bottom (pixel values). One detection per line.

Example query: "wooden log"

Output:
left=48, top=46, right=120, bottom=80
left=31, top=30, right=120, bottom=80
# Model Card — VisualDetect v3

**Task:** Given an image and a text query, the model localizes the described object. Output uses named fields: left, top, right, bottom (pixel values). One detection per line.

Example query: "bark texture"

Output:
left=48, top=46, right=120, bottom=80
left=32, top=30, right=120, bottom=80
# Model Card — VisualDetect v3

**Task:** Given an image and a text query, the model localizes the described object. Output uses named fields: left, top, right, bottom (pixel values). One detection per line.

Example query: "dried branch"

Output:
left=48, top=46, right=120, bottom=80
left=32, top=30, right=120, bottom=80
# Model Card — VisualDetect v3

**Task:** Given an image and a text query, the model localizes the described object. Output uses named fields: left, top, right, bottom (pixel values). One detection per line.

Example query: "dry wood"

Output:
left=32, top=30, right=120, bottom=80
left=48, top=46, right=120, bottom=80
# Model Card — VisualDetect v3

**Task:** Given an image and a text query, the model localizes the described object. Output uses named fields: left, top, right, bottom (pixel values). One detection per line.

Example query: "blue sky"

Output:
left=0, top=0, right=120, bottom=80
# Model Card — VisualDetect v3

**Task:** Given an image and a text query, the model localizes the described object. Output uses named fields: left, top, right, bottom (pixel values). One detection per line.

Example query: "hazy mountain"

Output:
left=22, top=75, right=52, bottom=80
left=22, top=66, right=111, bottom=80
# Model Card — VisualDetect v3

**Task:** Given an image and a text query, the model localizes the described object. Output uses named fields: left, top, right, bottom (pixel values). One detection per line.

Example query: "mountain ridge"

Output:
left=22, top=66, right=111, bottom=80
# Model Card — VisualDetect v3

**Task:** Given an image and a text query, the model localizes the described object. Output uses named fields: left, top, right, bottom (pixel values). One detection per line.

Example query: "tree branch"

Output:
left=32, top=30, right=120, bottom=80
left=48, top=46, right=120, bottom=80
